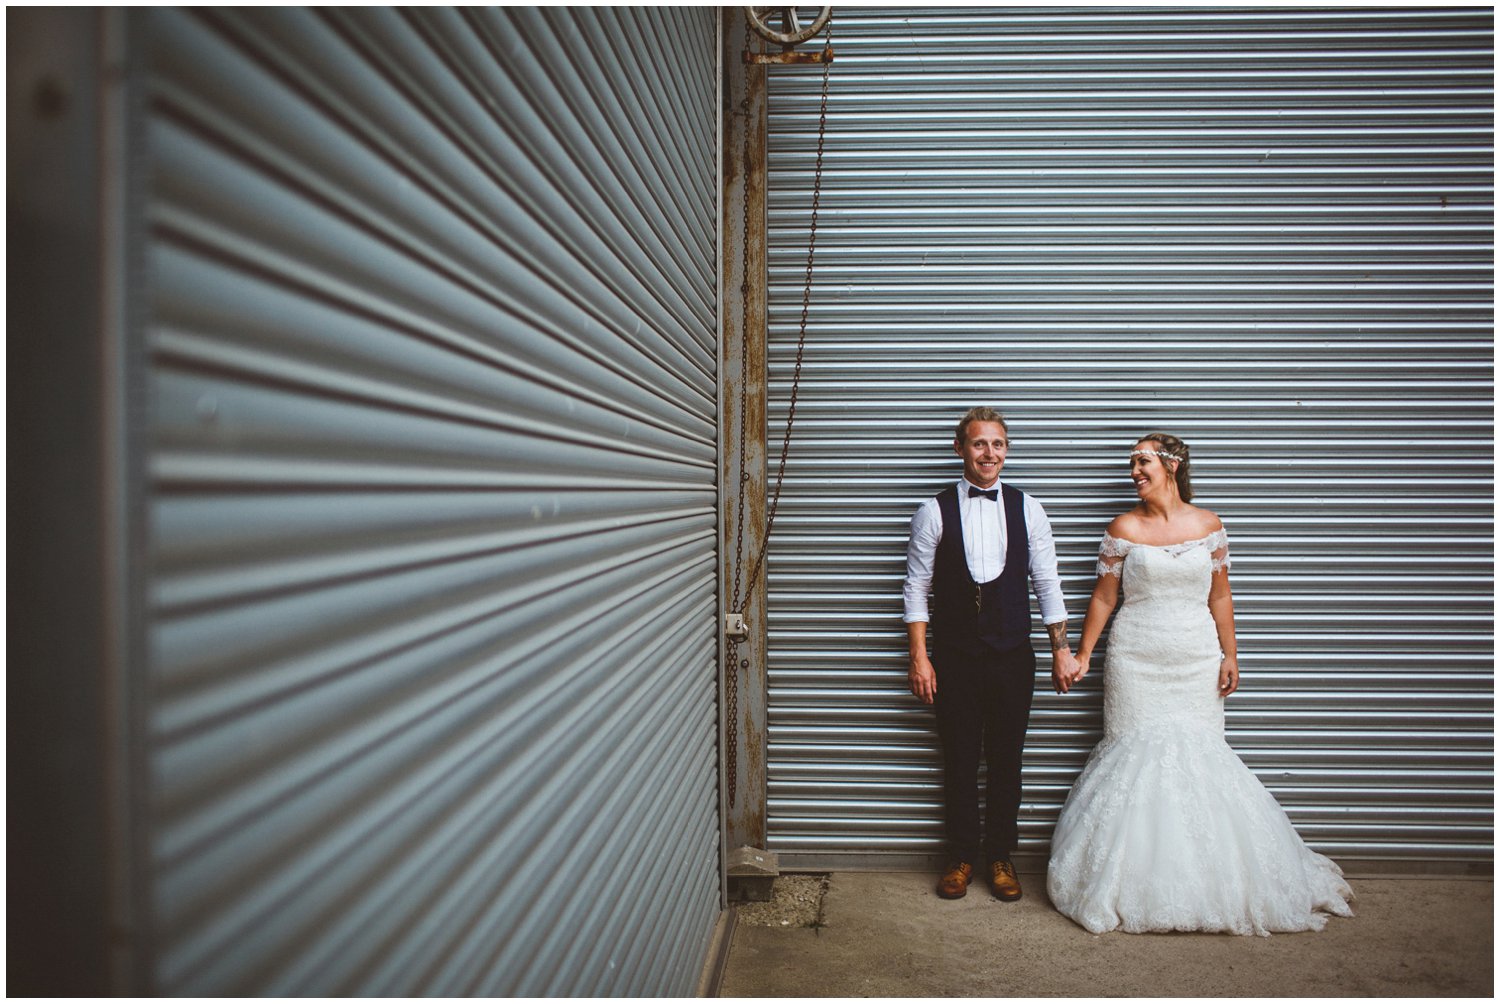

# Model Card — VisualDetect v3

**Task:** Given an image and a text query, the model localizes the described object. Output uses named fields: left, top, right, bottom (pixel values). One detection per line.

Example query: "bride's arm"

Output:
left=1207, top=523, right=1239, bottom=696
left=1064, top=573, right=1120, bottom=693
left=1208, top=569, right=1238, bottom=696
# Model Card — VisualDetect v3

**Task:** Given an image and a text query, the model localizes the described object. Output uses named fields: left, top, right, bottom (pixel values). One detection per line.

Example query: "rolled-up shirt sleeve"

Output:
left=903, top=499, right=942, bottom=623
left=1025, top=495, right=1068, bottom=625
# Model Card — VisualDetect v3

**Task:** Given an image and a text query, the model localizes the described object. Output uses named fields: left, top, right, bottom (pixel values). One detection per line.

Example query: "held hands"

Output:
left=1051, top=648, right=1085, bottom=694
left=913, top=647, right=1098, bottom=700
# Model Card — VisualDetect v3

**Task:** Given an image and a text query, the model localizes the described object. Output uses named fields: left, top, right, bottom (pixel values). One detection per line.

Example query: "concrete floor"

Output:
left=719, top=872, right=1493, bottom=997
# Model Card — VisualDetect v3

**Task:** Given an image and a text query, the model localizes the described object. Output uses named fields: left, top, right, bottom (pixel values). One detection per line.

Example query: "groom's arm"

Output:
left=1024, top=496, right=1079, bottom=689
left=1047, top=620, right=1079, bottom=694
left=1047, top=620, right=1070, bottom=653
left=907, top=622, right=937, bottom=705
left=904, top=503, right=941, bottom=704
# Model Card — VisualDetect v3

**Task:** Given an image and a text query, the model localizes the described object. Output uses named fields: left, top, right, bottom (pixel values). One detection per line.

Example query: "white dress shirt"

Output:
left=903, top=478, right=1068, bottom=626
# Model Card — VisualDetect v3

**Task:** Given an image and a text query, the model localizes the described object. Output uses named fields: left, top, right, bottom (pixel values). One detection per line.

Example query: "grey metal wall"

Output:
left=763, top=7, right=1493, bottom=871
left=134, top=8, right=720, bottom=994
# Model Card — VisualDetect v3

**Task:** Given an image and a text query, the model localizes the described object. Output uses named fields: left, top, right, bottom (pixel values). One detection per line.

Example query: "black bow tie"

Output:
left=968, top=486, right=999, bottom=501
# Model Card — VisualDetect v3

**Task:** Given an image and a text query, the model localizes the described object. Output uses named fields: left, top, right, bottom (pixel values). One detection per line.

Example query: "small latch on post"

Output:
left=725, top=613, right=749, bottom=642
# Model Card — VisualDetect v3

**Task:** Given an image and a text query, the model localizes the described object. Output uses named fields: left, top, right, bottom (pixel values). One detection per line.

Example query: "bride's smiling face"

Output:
left=1129, top=440, right=1177, bottom=497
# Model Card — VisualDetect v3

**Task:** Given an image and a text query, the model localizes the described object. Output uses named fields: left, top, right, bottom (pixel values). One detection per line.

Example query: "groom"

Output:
left=904, top=406, right=1077, bottom=900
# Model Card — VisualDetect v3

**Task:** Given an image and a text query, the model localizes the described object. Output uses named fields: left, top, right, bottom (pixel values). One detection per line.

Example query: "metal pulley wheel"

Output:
left=744, top=6, right=832, bottom=46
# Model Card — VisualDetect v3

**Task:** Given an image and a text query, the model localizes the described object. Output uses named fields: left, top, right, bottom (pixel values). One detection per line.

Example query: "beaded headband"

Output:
left=1131, top=448, right=1184, bottom=464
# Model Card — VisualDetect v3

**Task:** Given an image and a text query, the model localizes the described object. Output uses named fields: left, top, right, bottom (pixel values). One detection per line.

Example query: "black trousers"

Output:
left=932, top=642, right=1036, bottom=864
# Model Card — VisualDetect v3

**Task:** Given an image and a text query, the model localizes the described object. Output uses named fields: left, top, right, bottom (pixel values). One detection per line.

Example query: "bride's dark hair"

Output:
left=1137, top=432, right=1193, bottom=502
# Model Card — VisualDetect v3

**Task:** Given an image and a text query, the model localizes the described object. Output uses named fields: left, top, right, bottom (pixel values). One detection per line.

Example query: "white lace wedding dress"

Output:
left=1046, top=530, right=1354, bottom=935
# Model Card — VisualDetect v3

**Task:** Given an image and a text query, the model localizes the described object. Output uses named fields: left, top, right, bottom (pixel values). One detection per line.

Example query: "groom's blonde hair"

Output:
left=954, top=407, right=1008, bottom=444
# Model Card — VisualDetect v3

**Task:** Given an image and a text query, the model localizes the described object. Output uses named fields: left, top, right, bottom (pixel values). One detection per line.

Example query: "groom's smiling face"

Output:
left=955, top=420, right=1008, bottom=488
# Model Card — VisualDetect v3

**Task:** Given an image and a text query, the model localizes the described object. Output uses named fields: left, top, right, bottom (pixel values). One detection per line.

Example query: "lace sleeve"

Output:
left=1207, top=527, right=1231, bottom=575
left=1096, top=533, right=1130, bottom=578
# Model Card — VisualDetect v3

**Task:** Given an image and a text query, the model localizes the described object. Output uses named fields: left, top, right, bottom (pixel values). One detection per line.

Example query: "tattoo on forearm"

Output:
left=1048, top=621, right=1069, bottom=651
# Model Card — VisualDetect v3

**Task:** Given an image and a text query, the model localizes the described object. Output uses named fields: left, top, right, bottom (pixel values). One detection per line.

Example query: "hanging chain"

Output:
left=726, top=13, right=833, bottom=808
left=730, top=14, right=754, bottom=620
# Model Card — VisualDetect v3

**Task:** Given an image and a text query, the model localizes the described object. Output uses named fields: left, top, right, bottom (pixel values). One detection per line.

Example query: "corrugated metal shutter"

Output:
left=764, top=7, right=1492, bottom=871
left=137, top=8, right=720, bottom=994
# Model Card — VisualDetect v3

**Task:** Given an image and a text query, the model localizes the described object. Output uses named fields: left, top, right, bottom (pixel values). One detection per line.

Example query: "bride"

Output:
left=1047, top=433, right=1354, bottom=935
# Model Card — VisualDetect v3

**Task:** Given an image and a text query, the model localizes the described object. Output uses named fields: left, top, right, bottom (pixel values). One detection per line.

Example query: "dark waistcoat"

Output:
left=930, top=483, right=1032, bottom=654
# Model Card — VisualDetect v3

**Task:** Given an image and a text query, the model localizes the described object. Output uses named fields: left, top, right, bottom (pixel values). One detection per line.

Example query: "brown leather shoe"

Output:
left=936, top=862, right=973, bottom=899
left=990, top=860, right=1022, bottom=901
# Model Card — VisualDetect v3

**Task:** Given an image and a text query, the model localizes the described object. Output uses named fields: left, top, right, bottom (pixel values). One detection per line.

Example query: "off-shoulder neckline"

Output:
left=1103, top=529, right=1226, bottom=549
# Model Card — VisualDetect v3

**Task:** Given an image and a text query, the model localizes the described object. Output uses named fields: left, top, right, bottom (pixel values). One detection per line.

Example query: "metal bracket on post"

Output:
left=744, top=46, right=832, bottom=65
left=725, top=613, right=749, bottom=642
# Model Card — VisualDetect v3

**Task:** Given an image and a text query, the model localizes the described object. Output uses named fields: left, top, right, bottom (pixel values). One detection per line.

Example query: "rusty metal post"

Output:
left=720, top=7, right=773, bottom=888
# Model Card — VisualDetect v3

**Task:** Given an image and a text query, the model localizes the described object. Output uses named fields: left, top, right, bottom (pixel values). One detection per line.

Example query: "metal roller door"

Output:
left=764, top=7, right=1492, bottom=871
left=133, top=8, right=719, bottom=994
